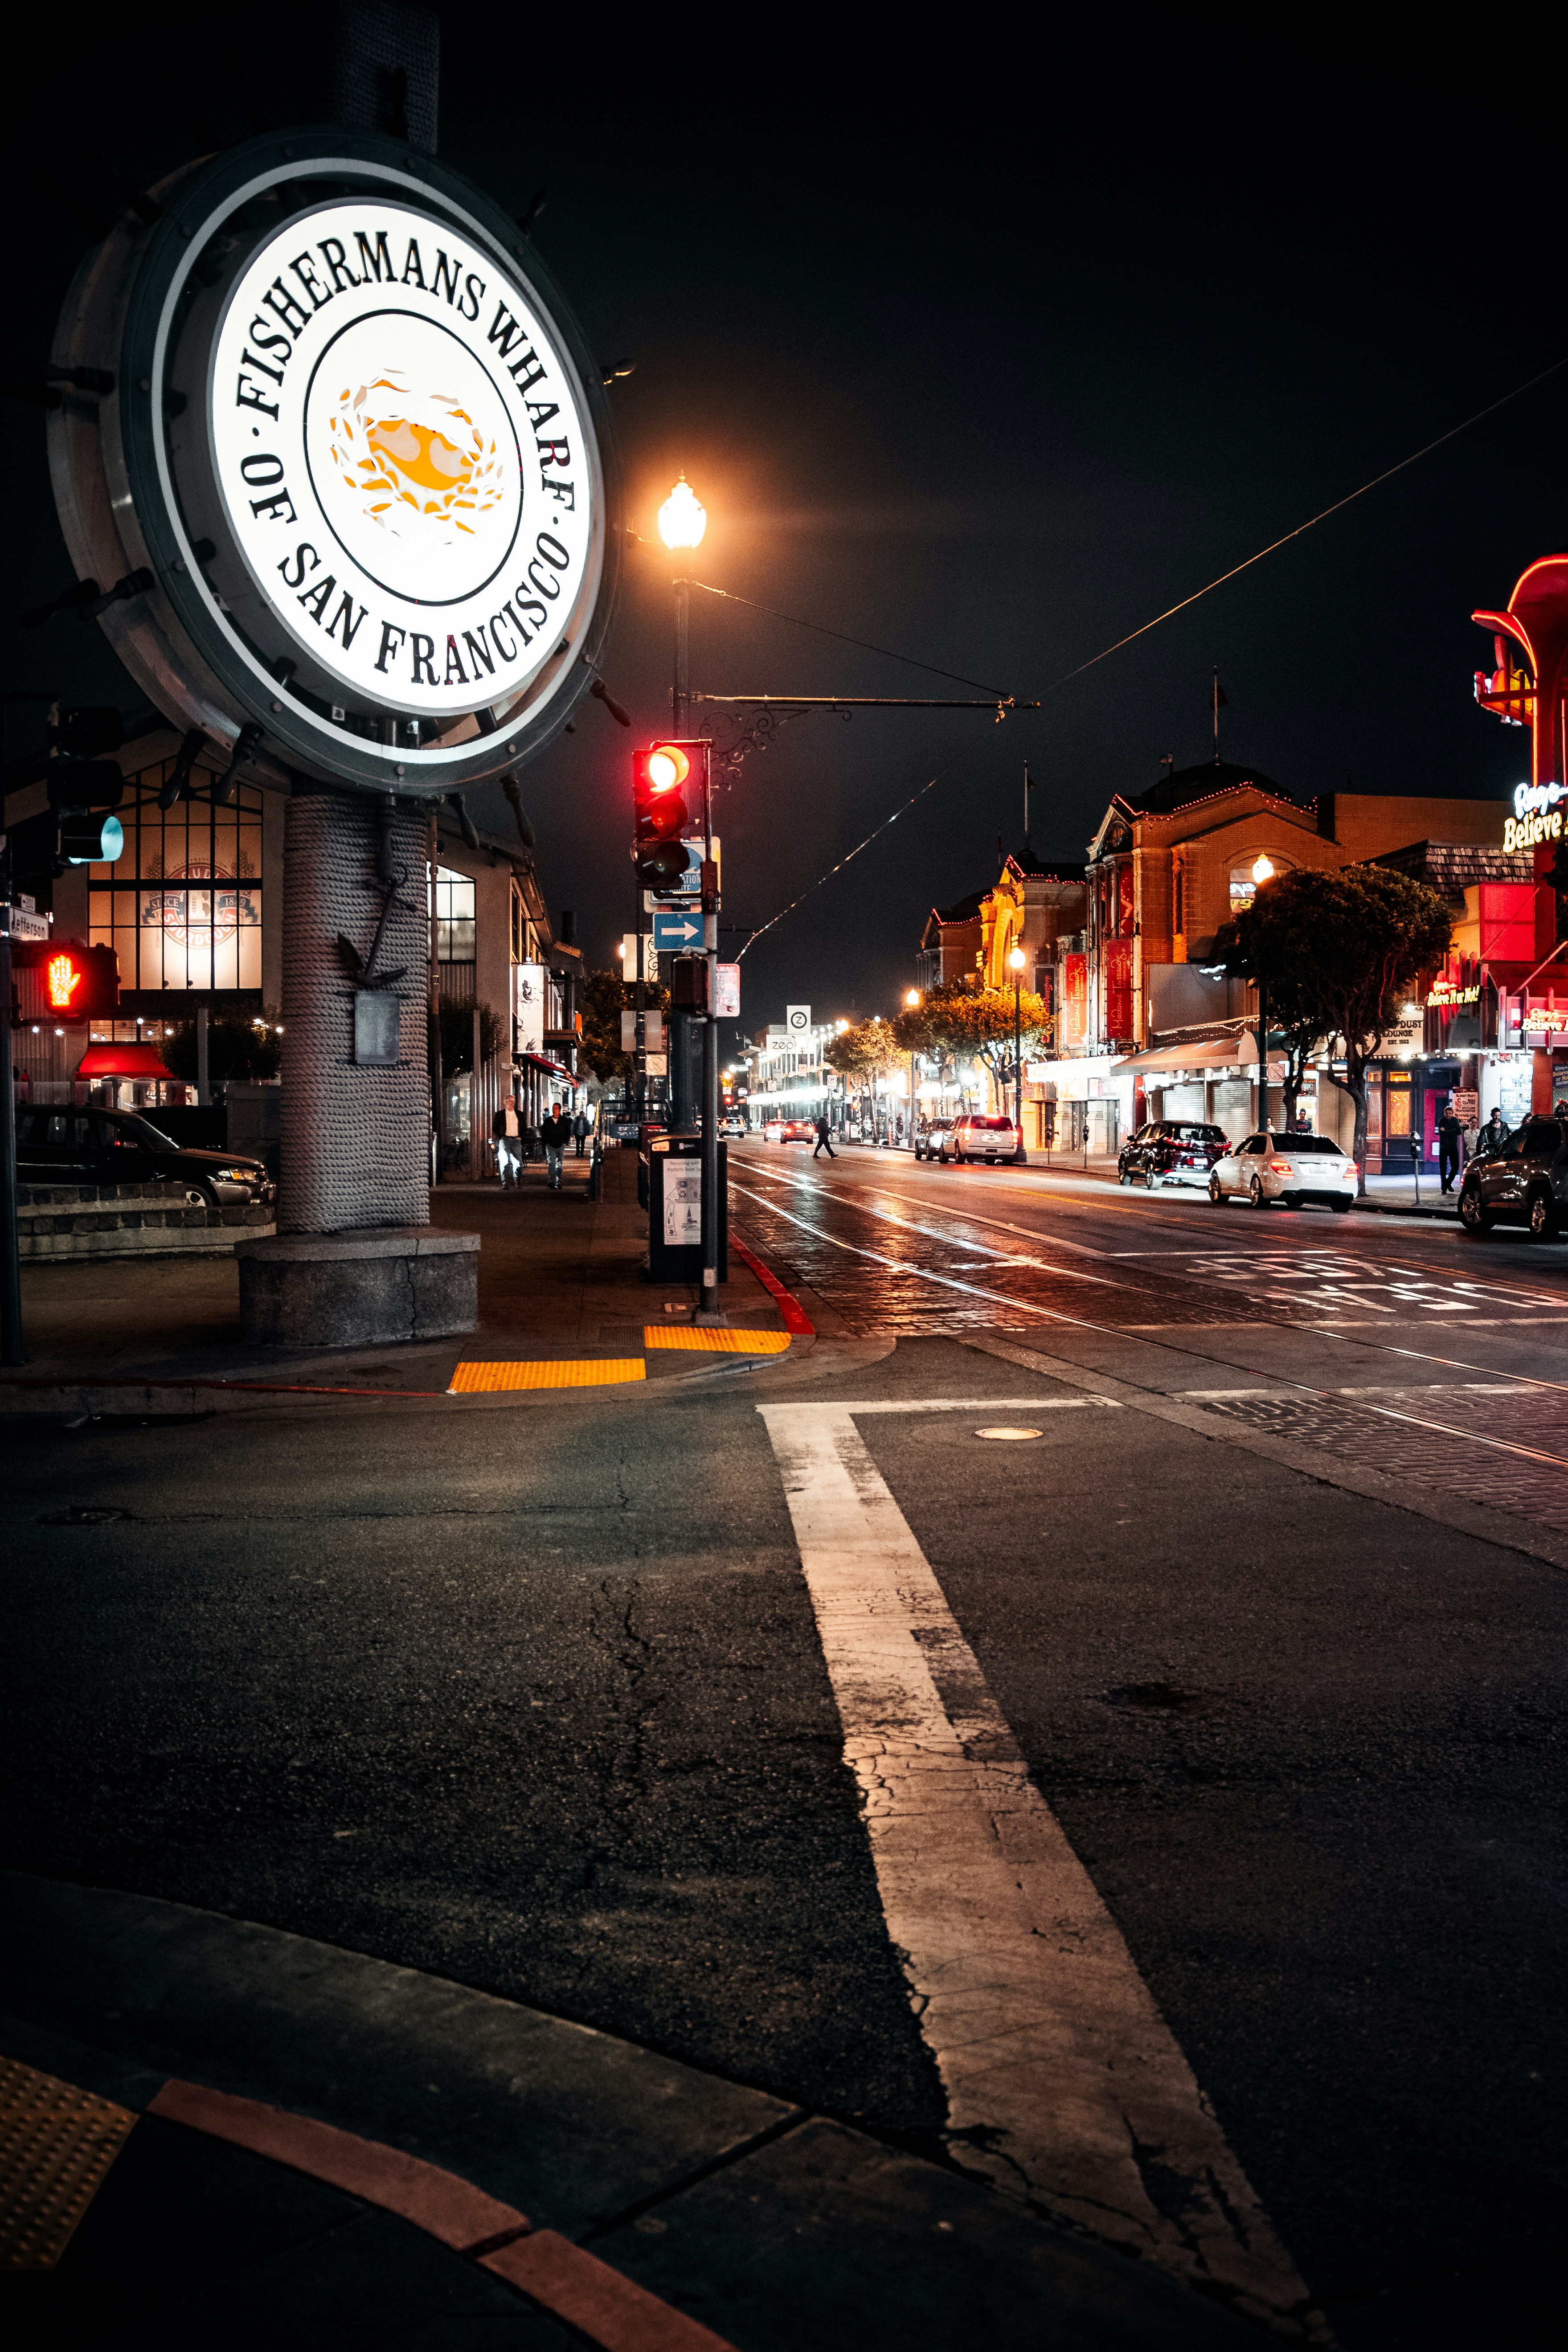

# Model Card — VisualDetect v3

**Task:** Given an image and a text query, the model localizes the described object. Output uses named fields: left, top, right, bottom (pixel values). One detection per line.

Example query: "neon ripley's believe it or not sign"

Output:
left=46, top=130, right=618, bottom=796
left=1503, top=779, right=1566, bottom=852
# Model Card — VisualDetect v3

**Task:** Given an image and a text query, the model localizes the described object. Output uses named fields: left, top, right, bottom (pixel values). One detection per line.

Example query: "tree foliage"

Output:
left=824, top=1017, right=903, bottom=1084
left=1215, top=864, right=1452, bottom=1174
left=578, top=967, right=670, bottom=1085
left=906, top=978, right=1048, bottom=1093
left=163, top=1014, right=280, bottom=1083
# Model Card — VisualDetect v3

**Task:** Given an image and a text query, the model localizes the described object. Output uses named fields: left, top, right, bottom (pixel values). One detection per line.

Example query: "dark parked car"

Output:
left=16, top=1106, right=276, bottom=1207
left=1118, top=1121, right=1228, bottom=1190
left=1459, top=1116, right=1568, bottom=1239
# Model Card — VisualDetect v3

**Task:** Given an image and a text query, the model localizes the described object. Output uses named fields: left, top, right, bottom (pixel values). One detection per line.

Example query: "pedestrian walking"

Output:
left=572, top=1108, right=590, bottom=1159
left=813, top=1115, right=836, bottom=1160
left=1478, top=1106, right=1507, bottom=1158
left=1437, top=1102, right=1464, bottom=1193
left=540, top=1100, right=571, bottom=1190
left=493, top=1100, right=521, bottom=1186
left=1462, top=1114, right=1480, bottom=1166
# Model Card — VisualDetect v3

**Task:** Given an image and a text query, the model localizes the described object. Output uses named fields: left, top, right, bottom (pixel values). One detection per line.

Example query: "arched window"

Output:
left=1229, top=855, right=1292, bottom=914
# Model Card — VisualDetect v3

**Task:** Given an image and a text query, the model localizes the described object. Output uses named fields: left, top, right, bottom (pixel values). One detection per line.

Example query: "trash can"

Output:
left=643, top=1132, right=728, bottom=1283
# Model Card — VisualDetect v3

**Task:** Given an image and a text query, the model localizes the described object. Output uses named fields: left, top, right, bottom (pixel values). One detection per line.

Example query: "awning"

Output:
left=75, top=1043, right=177, bottom=1081
left=1116, top=1034, right=1284, bottom=1077
left=520, top=1052, right=575, bottom=1080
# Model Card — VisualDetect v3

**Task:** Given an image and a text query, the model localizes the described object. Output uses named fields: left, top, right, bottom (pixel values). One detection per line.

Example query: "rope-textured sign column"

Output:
left=280, top=792, right=431, bottom=1235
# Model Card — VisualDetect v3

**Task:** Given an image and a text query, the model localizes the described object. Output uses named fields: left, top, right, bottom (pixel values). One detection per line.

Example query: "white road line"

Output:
left=758, top=1398, right=1329, bottom=2343
left=728, top=1182, right=1092, bottom=1322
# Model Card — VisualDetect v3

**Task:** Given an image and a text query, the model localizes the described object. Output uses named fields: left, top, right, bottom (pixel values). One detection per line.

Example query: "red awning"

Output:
left=522, top=1052, right=575, bottom=1079
left=76, top=1043, right=178, bottom=1080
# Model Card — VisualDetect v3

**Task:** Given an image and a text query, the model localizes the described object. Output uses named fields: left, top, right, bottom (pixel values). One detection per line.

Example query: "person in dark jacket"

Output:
left=1437, top=1104, right=1465, bottom=1193
left=572, top=1109, right=590, bottom=1158
left=813, top=1116, right=836, bottom=1160
left=540, top=1102, right=571, bottom=1190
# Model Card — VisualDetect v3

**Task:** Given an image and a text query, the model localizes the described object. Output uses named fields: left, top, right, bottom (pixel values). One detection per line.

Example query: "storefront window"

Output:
left=1386, top=1081, right=1412, bottom=1137
left=89, top=774, right=262, bottom=990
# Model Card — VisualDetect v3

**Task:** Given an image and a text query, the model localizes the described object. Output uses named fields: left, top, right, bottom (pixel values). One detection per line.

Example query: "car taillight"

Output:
left=1267, top=1159, right=1293, bottom=1173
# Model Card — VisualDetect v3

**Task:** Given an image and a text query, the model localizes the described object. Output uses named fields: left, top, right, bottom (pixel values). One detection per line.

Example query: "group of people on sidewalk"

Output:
left=1438, top=1104, right=1506, bottom=1194
left=492, top=1101, right=591, bottom=1190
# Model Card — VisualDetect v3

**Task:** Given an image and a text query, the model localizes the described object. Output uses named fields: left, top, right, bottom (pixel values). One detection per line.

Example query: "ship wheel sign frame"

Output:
left=48, top=127, right=619, bottom=797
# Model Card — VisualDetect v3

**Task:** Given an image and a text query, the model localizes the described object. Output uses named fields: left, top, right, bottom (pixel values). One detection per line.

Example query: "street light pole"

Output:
left=659, top=477, right=707, bottom=1141
left=903, top=986, right=921, bottom=1151
left=1009, top=944, right=1026, bottom=1160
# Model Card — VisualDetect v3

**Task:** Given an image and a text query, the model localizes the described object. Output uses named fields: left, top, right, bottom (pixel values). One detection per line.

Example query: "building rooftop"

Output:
left=1125, top=757, right=1290, bottom=816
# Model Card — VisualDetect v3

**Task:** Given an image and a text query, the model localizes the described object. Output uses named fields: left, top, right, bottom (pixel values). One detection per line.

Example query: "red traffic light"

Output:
left=632, top=740, right=708, bottom=888
left=12, top=939, right=120, bottom=1020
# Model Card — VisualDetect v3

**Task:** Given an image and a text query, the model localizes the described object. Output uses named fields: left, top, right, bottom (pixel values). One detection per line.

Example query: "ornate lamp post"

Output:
left=1008, top=945, right=1027, bottom=1158
left=658, top=475, right=708, bottom=736
left=904, top=986, right=921, bottom=1150
left=1250, top=855, right=1276, bottom=1131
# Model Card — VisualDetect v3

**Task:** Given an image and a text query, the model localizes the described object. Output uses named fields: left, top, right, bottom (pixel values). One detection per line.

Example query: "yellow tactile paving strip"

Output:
left=644, top=1327, right=791, bottom=1354
left=0, top=2058, right=137, bottom=2270
left=448, top=1358, right=646, bottom=1393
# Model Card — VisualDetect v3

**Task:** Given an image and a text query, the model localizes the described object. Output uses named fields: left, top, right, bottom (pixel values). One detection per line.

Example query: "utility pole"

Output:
left=0, top=831, right=22, bottom=1365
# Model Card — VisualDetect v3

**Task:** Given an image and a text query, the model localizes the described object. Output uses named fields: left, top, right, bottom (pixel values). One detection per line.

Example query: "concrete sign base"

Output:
left=237, top=1227, right=477, bottom=1348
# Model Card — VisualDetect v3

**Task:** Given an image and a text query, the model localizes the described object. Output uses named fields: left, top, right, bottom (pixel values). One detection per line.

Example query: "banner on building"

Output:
left=514, top=962, right=545, bottom=1055
left=1061, top=955, right=1087, bottom=1048
left=1104, top=939, right=1134, bottom=1042
left=713, top=964, right=741, bottom=1019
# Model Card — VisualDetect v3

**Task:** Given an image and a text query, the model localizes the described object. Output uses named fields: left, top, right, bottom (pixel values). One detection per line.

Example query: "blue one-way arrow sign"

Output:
left=652, top=909, right=704, bottom=951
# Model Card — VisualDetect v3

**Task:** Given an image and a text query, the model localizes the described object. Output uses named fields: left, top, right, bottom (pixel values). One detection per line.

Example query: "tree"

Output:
left=578, top=967, right=671, bottom=1088
left=824, top=1017, right=902, bottom=1129
left=163, top=1014, right=280, bottom=1083
left=1215, top=865, right=1451, bottom=1190
left=919, top=978, right=1048, bottom=1105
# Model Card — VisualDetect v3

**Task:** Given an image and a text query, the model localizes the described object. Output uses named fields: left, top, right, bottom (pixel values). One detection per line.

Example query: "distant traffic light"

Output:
left=48, top=708, right=127, bottom=868
left=632, top=740, right=706, bottom=891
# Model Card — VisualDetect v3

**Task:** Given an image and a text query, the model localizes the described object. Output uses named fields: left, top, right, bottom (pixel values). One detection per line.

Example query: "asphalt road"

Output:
left=3, top=1148, right=1564, bottom=2347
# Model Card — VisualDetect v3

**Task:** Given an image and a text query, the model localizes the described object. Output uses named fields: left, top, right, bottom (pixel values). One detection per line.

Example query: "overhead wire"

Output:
left=721, top=349, right=1568, bottom=952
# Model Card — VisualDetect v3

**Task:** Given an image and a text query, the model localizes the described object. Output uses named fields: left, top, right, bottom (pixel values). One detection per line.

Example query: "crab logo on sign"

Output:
left=45, top=131, right=616, bottom=795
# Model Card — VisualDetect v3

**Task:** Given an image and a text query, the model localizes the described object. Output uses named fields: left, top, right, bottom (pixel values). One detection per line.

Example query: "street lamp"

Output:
left=1248, top=859, right=1277, bottom=1129
left=1008, top=945, right=1027, bottom=1158
left=658, top=475, right=707, bottom=740
left=1251, top=852, right=1276, bottom=888
left=904, top=986, right=921, bottom=1151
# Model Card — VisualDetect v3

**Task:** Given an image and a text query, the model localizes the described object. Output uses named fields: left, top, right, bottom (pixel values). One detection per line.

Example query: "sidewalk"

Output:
left=0, top=1150, right=807, bottom=1417
left=1, top=1872, right=1257, bottom=2349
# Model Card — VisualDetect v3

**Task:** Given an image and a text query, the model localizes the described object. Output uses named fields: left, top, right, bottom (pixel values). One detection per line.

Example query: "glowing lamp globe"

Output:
left=1008, top=945, right=1027, bottom=971
left=904, top=988, right=921, bottom=1008
left=1251, top=854, right=1276, bottom=887
left=658, top=476, right=707, bottom=550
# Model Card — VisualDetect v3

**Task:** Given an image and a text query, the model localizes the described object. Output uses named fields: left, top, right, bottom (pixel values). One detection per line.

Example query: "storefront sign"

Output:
left=1426, top=981, right=1479, bottom=1007
left=1522, top=1005, right=1568, bottom=1032
left=47, top=131, right=614, bottom=796
left=1504, top=781, right=1566, bottom=851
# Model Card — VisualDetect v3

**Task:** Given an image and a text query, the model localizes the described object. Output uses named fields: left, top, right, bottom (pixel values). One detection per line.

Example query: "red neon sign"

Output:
left=46, top=953, right=82, bottom=1012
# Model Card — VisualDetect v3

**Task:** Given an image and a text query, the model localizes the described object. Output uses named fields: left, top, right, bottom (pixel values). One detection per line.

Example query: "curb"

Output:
left=728, top=1238, right=815, bottom=1335
left=143, top=2077, right=735, bottom=2350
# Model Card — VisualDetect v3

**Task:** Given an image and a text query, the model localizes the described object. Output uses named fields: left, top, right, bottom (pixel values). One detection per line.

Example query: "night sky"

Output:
left=7, top=14, right=1564, bottom=1037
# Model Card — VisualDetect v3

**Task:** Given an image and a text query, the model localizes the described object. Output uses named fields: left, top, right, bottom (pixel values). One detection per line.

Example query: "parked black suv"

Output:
left=16, top=1107, right=275, bottom=1207
left=1118, top=1120, right=1228, bottom=1190
left=1459, top=1117, right=1568, bottom=1239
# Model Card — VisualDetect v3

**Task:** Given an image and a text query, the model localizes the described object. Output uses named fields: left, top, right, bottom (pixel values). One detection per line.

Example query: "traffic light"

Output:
left=632, top=740, right=706, bottom=891
left=48, top=706, right=127, bottom=867
left=12, top=940, right=120, bottom=1019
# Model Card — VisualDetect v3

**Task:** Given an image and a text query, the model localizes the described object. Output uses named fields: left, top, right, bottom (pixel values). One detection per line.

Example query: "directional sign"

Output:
left=652, top=908, right=704, bottom=952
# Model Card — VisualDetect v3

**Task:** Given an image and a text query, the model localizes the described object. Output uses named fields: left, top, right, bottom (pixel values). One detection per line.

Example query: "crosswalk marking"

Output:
left=757, top=1399, right=1330, bottom=2344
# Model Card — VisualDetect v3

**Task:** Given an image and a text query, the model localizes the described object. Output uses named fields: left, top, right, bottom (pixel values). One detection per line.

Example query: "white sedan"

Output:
left=1208, top=1130, right=1357, bottom=1211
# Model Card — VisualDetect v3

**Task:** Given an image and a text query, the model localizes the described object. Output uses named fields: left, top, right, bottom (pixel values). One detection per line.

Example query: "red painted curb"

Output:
left=729, top=1238, right=814, bottom=1336
left=484, top=2229, right=737, bottom=2352
left=147, top=2080, right=526, bottom=2254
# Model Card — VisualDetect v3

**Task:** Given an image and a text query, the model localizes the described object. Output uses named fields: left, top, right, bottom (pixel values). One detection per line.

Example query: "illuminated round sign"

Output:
left=48, top=130, right=618, bottom=796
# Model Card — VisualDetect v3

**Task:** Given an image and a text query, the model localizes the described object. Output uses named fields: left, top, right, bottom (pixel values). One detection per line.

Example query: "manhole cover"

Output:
left=975, top=1427, right=1042, bottom=1440
left=38, top=1507, right=130, bottom=1527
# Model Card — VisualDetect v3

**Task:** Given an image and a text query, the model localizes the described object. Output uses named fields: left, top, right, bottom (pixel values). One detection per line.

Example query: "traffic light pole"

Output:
left=0, top=841, right=23, bottom=1366
left=699, top=749, right=720, bottom=1318
left=673, top=575, right=692, bottom=1143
